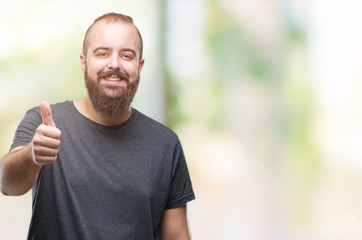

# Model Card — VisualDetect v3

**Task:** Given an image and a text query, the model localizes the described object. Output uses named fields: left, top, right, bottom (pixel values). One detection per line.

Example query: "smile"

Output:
left=105, top=76, right=121, bottom=81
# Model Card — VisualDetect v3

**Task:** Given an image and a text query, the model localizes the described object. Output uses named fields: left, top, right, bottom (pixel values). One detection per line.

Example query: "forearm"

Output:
left=161, top=205, right=191, bottom=240
left=161, top=232, right=191, bottom=240
left=0, top=143, right=42, bottom=196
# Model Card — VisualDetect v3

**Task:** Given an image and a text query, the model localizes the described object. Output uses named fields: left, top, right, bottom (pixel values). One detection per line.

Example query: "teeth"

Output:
left=105, top=77, right=120, bottom=81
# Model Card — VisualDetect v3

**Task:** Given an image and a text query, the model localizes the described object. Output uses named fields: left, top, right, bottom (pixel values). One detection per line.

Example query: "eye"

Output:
left=96, top=52, right=108, bottom=57
left=122, top=54, right=133, bottom=60
left=93, top=50, right=109, bottom=58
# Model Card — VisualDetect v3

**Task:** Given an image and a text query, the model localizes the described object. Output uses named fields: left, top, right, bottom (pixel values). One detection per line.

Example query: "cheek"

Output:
left=121, top=62, right=139, bottom=76
left=88, top=61, right=107, bottom=76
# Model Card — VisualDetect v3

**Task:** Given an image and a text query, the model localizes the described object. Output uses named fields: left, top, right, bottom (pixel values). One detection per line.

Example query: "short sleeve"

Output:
left=165, top=140, right=195, bottom=209
left=10, top=107, right=42, bottom=151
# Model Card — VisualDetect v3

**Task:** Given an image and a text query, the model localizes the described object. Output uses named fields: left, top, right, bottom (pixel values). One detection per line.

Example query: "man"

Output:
left=0, top=13, right=195, bottom=240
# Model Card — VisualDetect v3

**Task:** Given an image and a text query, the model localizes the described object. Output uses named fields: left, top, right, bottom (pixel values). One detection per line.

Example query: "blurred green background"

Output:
left=2, top=0, right=362, bottom=239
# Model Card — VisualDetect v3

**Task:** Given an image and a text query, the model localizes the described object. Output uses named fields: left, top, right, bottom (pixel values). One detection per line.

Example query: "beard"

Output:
left=84, top=67, right=140, bottom=116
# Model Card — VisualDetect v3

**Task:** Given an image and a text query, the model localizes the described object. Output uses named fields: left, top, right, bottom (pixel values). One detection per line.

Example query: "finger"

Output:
left=40, top=101, right=56, bottom=127
left=33, top=145, right=59, bottom=157
left=36, top=125, right=62, bottom=139
left=33, top=155, right=57, bottom=165
left=33, top=135, right=61, bottom=149
left=32, top=142, right=59, bottom=165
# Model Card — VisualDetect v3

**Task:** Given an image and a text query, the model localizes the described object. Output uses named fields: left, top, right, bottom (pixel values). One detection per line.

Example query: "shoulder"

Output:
left=26, top=100, right=72, bottom=115
left=48, top=100, right=76, bottom=120
left=49, top=100, right=73, bottom=112
left=132, top=109, right=180, bottom=141
left=23, top=101, right=74, bottom=128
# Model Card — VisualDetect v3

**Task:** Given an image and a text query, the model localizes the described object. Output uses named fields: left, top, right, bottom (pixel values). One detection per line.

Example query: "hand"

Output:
left=31, top=101, right=62, bottom=166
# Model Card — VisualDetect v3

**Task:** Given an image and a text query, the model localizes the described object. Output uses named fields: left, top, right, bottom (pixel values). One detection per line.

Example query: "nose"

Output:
left=108, top=53, right=121, bottom=70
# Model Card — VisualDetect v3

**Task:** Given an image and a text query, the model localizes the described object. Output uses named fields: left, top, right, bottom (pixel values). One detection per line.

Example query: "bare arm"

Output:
left=0, top=101, right=61, bottom=196
left=161, top=204, right=191, bottom=240
left=0, top=144, right=42, bottom=196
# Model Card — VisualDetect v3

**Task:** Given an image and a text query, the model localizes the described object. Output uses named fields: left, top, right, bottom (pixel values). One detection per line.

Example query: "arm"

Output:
left=0, top=144, right=42, bottom=196
left=161, top=204, right=191, bottom=240
left=0, top=101, right=61, bottom=196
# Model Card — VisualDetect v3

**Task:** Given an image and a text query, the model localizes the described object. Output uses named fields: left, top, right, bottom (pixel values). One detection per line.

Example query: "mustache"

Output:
left=98, top=70, right=129, bottom=81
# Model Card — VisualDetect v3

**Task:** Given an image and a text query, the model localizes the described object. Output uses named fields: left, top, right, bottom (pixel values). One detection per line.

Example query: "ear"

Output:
left=80, top=53, right=86, bottom=72
left=138, top=58, right=145, bottom=74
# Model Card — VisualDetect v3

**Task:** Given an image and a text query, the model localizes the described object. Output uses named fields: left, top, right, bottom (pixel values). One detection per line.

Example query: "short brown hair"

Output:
left=82, top=12, right=143, bottom=60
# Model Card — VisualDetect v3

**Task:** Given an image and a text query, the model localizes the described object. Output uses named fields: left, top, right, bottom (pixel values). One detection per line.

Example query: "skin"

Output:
left=161, top=204, right=191, bottom=240
left=0, top=19, right=191, bottom=239
left=76, top=20, right=145, bottom=126
left=0, top=101, right=61, bottom=196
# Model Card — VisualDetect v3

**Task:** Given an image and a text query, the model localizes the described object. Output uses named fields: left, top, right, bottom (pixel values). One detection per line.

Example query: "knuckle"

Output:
left=56, top=129, right=62, bottom=138
left=32, top=135, right=44, bottom=145
left=32, top=138, right=39, bottom=145
left=36, top=124, right=46, bottom=132
left=32, top=145, right=40, bottom=152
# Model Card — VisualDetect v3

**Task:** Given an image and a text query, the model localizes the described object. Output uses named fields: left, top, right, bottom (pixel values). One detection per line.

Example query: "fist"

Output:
left=31, top=101, right=62, bottom=166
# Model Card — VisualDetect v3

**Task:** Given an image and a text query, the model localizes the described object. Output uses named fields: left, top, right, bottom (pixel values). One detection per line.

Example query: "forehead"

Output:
left=86, top=21, right=140, bottom=53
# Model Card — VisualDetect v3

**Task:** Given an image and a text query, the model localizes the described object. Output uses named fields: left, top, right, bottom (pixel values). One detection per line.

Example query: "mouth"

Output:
left=104, top=75, right=122, bottom=81
left=99, top=71, right=129, bottom=84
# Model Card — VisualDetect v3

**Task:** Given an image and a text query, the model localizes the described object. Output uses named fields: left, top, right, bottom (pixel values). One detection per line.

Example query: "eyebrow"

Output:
left=92, top=47, right=110, bottom=54
left=92, top=47, right=136, bottom=56
left=121, top=48, right=137, bottom=57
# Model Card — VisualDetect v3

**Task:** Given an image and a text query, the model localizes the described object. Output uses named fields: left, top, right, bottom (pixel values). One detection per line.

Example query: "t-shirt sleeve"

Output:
left=10, top=107, right=42, bottom=151
left=165, top=139, right=195, bottom=209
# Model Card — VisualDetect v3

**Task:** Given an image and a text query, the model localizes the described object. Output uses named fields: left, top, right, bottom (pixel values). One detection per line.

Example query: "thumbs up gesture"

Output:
left=31, top=101, right=62, bottom=166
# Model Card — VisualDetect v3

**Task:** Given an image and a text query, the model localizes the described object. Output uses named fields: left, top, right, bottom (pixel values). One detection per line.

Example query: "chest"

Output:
left=58, top=141, right=169, bottom=199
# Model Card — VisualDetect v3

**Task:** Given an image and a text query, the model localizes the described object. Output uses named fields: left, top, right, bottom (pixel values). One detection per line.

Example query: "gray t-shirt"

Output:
left=11, top=101, right=195, bottom=240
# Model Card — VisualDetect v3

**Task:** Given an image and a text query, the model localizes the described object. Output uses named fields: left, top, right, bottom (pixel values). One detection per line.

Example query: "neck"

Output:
left=74, top=97, right=132, bottom=126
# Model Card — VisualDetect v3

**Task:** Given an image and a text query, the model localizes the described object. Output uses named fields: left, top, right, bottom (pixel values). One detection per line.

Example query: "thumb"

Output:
left=40, top=101, right=56, bottom=127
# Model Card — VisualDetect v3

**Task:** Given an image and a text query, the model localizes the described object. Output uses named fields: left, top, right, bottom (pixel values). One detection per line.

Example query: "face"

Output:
left=80, top=20, right=145, bottom=115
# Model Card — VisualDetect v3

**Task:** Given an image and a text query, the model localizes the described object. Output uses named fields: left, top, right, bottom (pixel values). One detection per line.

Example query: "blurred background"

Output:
left=1, top=0, right=362, bottom=239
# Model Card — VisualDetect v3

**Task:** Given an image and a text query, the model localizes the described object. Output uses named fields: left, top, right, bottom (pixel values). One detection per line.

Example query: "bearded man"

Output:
left=0, top=13, right=195, bottom=240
